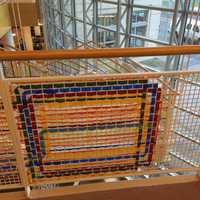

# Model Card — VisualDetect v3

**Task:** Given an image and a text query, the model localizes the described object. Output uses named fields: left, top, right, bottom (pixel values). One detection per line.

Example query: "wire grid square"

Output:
left=168, top=73, right=200, bottom=168
left=11, top=76, right=161, bottom=183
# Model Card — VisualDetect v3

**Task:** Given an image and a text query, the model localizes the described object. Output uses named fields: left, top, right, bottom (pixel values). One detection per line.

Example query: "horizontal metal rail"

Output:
left=174, top=105, right=200, bottom=118
left=169, top=151, right=199, bottom=168
left=173, top=130, right=200, bottom=145
left=0, top=46, right=200, bottom=61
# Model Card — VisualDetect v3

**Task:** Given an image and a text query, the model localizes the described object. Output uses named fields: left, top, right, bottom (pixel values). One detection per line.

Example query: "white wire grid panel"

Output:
left=169, top=73, right=200, bottom=168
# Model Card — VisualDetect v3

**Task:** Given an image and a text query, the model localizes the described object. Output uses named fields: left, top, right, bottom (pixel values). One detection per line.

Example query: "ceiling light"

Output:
left=38, top=22, right=43, bottom=26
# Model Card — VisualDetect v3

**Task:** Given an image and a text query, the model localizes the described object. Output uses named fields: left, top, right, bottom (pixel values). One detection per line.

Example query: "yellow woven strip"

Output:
left=42, top=92, right=142, bottom=103
left=45, top=97, right=140, bottom=108
left=35, top=97, right=151, bottom=127
left=43, top=127, right=138, bottom=138
left=43, top=145, right=145, bottom=161
left=44, top=131, right=147, bottom=147
left=43, top=159, right=136, bottom=171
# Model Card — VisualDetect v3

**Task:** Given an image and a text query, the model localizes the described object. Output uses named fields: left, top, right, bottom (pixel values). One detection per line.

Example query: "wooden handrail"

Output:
left=0, top=46, right=200, bottom=60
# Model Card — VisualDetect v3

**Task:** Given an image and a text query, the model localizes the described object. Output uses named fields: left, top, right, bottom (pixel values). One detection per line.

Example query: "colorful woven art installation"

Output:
left=12, top=78, right=161, bottom=182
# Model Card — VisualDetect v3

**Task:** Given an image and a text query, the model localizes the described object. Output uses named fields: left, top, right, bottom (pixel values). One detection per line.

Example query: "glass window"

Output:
left=98, top=15, right=116, bottom=26
left=133, top=10, right=148, bottom=23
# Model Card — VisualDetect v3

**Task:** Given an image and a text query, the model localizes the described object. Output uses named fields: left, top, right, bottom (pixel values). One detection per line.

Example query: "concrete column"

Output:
left=22, top=26, right=33, bottom=50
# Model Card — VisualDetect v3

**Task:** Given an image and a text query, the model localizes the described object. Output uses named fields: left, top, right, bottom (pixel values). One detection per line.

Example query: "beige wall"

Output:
left=0, top=4, right=11, bottom=38
left=8, top=2, right=40, bottom=27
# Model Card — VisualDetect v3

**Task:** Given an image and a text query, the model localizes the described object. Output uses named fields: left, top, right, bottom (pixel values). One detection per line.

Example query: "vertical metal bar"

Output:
left=50, top=0, right=57, bottom=48
left=169, top=0, right=180, bottom=45
left=16, top=2, right=26, bottom=50
left=182, top=0, right=199, bottom=70
left=93, top=0, right=98, bottom=46
left=83, top=0, right=89, bottom=72
left=71, top=0, right=77, bottom=48
left=173, top=0, right=190, bottom=70
left=83, top=0, right=87, bottom=47
left=165, top=0, right=180, bottom=70
left=125, top=0, right=134, bottom=48
left=45, top=0, right=51, bottom=48
left=177, top=0, right=190, bottom=45
left=59, top=0, right=66, bottom=48
left=39, top=0, right=49, bottom=49
left=116, top=0, right=122, bottom=47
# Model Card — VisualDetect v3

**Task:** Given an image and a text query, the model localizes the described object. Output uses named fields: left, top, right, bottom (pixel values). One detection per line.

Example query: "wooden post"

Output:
left=197, top=168, right=200, bottom=179
left=0, top=61, right=5, bottom=79
left=0, top=80, right=29, bottom=191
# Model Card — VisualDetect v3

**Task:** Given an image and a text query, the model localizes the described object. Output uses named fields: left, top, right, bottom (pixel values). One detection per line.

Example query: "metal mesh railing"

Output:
left=1, top=58, right=141, bottom=78
left=0, top=47, right=200, bottom=198
left=1, top=71, right=198, bottom=187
